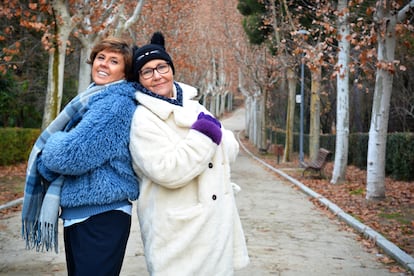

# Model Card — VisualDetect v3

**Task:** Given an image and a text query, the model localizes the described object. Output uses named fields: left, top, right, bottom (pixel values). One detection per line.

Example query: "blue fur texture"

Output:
left=40, top=82, right=140, bottom=214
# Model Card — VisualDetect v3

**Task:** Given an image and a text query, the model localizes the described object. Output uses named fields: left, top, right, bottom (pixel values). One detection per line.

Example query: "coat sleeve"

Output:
left=41, top=91, right=135, bottom=176
left=129, top=107, right=217, bottom=189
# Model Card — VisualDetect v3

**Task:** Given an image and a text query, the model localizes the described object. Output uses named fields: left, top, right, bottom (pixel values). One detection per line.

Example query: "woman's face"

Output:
left=92, top=49, right=126, bottom=85
left=139, top=59, right=174, bottom=98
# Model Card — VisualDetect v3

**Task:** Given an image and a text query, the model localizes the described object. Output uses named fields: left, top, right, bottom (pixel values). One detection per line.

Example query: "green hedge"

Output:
left=0, top=128, right=40, bottom=166
left=269, top=129, right=414, bottom=181
left=348, top=133, right=369, bottom=169
left=3, top=127, right=414, bottom=181
left=386, top=133, right=414, bottom=181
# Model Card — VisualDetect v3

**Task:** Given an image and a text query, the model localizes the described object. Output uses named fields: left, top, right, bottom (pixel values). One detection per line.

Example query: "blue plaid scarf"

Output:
left=21, top=82, right=110, bottom=253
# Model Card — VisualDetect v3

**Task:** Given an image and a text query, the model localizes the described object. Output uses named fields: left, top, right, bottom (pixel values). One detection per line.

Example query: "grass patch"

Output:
left=349, top=187, right=364, bottom=195
left=379, top=212, right=411, bottom=225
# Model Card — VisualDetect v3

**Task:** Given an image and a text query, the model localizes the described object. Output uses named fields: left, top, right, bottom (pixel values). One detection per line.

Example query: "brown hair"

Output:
left=87, top=37, right=133, bottom=81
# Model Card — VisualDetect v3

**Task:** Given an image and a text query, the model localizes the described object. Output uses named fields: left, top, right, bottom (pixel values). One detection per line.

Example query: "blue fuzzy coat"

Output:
left=39, top=81, right=140, bottom=219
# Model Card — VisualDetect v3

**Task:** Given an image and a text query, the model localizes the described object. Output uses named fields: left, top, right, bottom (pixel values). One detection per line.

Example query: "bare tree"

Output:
left=366, top=0, right=414, bottom=200
left=331, top=0, right=350, bottom=184
left=75, top=1, right=145, bottom=92
left=42, top=0, right=79, bottom=129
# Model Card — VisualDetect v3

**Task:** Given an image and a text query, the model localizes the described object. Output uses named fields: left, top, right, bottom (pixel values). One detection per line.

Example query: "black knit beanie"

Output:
left=133, top=32, right=175, bottom=80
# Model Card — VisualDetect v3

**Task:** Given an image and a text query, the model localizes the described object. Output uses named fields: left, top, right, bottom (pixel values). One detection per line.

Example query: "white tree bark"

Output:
left=113, top=1, right=145, bottom=38
left=366, top=0, right=414, bottom=200
left=77, top=38, right=96, bottom=93
left=238, top=68, right=253, bottom=137
left=331, top=0, right=350, bottom=184
left=41, top=0, right=76, bottom=129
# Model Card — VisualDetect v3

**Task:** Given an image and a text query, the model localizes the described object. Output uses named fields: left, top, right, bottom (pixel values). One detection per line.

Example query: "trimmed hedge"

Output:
left=386, top=133, right=414, bottom=181
left=0, top=128, right=40, bottom=166
left=2, top=127, right=414, bottom=181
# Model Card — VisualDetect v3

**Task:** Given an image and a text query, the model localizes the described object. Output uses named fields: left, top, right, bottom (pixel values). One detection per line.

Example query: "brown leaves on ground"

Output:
left=0, top=163, right=26, bottom=198
left=239, top=135, right=414, bottom=273
left=0, top=163, right=26, bottom=218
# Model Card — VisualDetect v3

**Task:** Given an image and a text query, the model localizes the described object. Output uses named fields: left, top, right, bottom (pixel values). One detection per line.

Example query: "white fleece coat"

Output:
left=129, top=83, right=249, bottom=276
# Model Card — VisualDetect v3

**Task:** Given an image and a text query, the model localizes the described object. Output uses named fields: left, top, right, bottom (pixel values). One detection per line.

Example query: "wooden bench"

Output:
left=301, top=148, right=332, bottom=178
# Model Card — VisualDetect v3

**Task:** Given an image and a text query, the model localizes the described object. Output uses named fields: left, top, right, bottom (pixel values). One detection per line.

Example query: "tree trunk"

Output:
left=246, top=96, right=252, bottom=138
left=252, top=96, right=258, bottom=146
left=331, top=0, right=350, bottom=184
left=366, top=2, right=395, bottom=200
left=227, top=92, right=233, bottom=112
left=41, top=0, right=73, bottom=129
left=77, top=46, right=92, bottom=93
left=309, top=66, right=321, bottom=162
left=284, top=68, right=296, bottom=162
left=259, top=89, right=268, bottom=151
left=220, top=92, right=226, bottom=117
left=366, top=0, right=414, bottom=200
left=210, top=93, right=217, bottom=116
left=238, top=69, right=253, bottom=139
left=42, top=50, right=63, bottom=130
left=215, top=94, right=220, bottom=117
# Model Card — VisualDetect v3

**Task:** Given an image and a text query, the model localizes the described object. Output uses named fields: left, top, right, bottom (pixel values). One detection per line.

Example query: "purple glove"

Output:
left=197, top=112, right=221, bottom=128
left=191, top=112, right=222, bottom=145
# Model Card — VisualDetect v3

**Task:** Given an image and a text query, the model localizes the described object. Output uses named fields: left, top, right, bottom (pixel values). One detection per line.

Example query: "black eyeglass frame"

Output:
left=139, top=62, right=171, bottom=80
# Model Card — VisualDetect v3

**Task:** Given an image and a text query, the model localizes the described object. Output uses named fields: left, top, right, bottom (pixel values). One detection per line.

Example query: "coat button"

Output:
left=208, top=162, right=213, bottom=168
left=212, top=195, right=217, bottom=200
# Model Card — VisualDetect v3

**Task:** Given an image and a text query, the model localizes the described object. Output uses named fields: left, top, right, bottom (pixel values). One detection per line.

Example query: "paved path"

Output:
left=0, top=108, right=402, bottom=275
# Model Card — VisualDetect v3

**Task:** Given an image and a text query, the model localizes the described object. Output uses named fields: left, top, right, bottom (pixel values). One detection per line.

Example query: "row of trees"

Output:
left=236, top=0, right=414, bottom=200
left=1, top=0, right=247, bottom=127
left=1, top=0, right=413, bottom=202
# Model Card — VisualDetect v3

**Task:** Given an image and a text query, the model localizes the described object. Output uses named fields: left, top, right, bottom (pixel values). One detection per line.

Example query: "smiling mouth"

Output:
left=152, top=81, right=167, bottom=88
left=97, top=71, right=109, bottom=77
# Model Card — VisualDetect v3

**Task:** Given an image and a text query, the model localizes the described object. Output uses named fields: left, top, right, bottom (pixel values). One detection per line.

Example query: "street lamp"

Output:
left=299, top=51, right=305, bottom=164
left=296, top=30, right=309, bottom=165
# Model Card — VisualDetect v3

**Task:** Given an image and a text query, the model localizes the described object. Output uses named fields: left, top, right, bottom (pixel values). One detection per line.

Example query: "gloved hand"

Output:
left=191, top=112, right=222, bottom=145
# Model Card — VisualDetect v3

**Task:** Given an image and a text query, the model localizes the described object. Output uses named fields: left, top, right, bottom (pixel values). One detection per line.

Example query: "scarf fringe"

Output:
left=22, top=221, right=59, bottom=254
left=40, top=221, right=59, bottom=253
left=22, top=219, right=59, bottom=253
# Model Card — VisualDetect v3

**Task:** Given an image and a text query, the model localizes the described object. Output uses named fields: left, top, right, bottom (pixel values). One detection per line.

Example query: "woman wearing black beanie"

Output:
left=129, top=32, right=250, bottom=275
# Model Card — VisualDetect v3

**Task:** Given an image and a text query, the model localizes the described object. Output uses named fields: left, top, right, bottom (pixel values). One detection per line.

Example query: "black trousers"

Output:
left=63, top=210, right=131, bottom=276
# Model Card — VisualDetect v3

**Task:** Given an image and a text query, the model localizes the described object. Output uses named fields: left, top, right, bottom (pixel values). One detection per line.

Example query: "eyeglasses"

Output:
left=140, top=63, right=170, bottom=80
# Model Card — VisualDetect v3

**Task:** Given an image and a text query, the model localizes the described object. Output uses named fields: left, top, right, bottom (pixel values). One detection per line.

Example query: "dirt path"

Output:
left=0, top=108, right=400, bottom=275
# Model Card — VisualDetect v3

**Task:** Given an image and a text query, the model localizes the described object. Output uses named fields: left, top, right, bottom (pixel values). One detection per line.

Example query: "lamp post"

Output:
left=299, top=52, right=305, bottom=164
left=296, top=30, right=309, bottom=165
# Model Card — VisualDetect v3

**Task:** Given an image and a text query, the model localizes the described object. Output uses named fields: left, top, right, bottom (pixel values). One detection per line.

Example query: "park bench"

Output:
left=260, top=140, right=284, bottom=164
left=301, top=148, right=332, bottom=178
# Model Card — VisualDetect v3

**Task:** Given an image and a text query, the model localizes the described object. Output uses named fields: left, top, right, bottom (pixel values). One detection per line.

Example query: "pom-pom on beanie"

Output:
left=133, top=32, right=175, bottom=80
